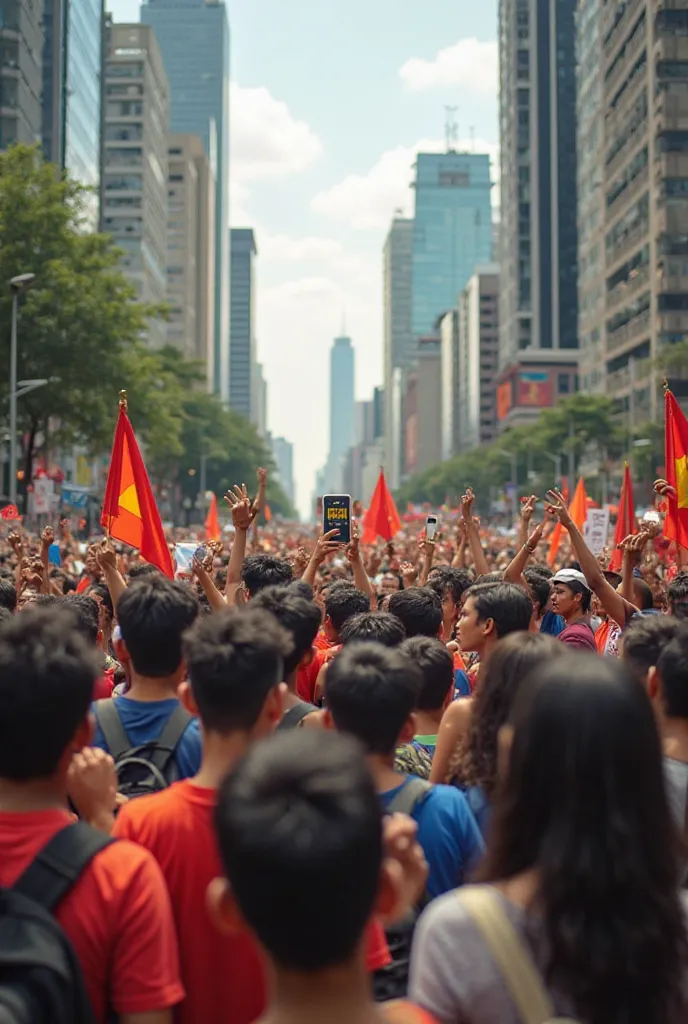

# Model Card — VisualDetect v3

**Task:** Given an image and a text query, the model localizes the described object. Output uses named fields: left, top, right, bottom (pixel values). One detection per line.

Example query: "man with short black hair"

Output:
left=388, top=587, right=442, bottom=639
left=241, top=554, right=293, bottom=598
left=426, top=567, right=472, bottom=643
left=0, top=576, right=17, bottom=612
left=0, top=606, right=184, bottom=1023
left=395, top=637, right=454, bottom=780
left=622, top=615, right=685, bottom=687
left=325, top=642, right=483, bottom=898
left=340, top=611, right=406, bottom=647
left=458, top=582, right=533, bottom=669
left=668, top=572, right=688, bottom=620
left=92, top=575, right=202, bottom=779
left=113, top=607, right=390, bottom=1024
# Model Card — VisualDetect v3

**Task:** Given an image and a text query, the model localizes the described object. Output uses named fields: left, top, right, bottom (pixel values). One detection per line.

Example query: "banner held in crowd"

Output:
left=101, top=390, right=174, bottom=578
left=664, top=385, right=688, bottom=550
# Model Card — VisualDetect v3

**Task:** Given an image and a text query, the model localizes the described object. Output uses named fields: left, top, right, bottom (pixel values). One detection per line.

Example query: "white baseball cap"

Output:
left=552, top=568, right=592, bottom=593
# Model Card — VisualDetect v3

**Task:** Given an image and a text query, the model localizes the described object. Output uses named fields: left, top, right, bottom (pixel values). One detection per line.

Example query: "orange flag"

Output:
left=264, top=503, right=272, bottom=522
left=548, top=476, right=588, bottom=567
left=665, top=388, right=688, bottom=549
left=609, top=463, right=636, bottom=572
left=361, top=469, right=402, bottom=545
left=101, top=396, right=173, bottom=578
left=205, top=493, right=221, bottom=542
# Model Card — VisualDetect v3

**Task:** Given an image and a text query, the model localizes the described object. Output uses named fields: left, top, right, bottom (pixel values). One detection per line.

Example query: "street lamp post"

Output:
left=9, top=273, right=36, bottom=506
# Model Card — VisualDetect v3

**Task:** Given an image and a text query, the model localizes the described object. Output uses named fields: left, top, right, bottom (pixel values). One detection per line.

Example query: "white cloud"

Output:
left=259, top=233, right=343, bottom=262
left=311, top=137, right=499, bottom=230
left=230, top=83, right=323, bottom=184
left=399, top=38, right=498, bottom=95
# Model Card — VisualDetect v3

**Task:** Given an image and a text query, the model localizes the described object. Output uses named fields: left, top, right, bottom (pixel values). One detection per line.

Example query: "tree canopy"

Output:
left=0, top=145, right=294, bottom=519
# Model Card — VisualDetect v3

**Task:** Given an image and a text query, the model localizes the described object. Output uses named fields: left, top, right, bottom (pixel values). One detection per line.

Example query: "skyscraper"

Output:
left=42, top=0, right=103, bottom=225
left=457, top=265, right=500, bottom=452
left=0, top=0, right=43, bottom=149
left=383, top=217, right=413, bottom=488
left=271, top=435, right=294, bottom=507
left=326, top=336, right=355, bottom=492
left=141, top=0, right=229, bottom=400
left=497, top=0, right=579, bottom=428
left=229, top=228, right=257, bottom=420
left=166, top=133, right=215, bottom=379
left=411, top=151, right=492, bottom=341
left=102, top=23, right=168, bottom=348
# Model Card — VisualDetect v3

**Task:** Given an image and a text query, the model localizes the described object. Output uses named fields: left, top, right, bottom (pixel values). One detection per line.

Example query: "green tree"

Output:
left=0, top=145, right=166, bottom=491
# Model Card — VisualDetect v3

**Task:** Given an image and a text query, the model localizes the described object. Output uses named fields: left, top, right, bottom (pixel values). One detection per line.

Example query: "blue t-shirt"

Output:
left=379, top=776, right=485, bottom=898
left=540, top=611, right=565, bottom=636
left=92, top=697, right=202, bottom=779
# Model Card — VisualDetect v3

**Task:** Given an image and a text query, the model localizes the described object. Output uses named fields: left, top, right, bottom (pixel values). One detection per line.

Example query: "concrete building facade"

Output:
left=0, top=0, right=44, bottom=148
left=383, top=216, right=413, bottom=487
left=457, top=265, right=500, bottom=452
left=229, top=227, right=257, bottom=420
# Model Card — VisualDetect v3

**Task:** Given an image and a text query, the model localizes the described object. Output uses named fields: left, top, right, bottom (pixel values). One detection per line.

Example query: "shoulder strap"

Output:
left=386, top=777, right=433, bottom=816
left=13, top=821, right=115, bottom=912
left=278, top=703, right=315, bottom=730
left=149, top=704, right=193, bottom=770
left=93, top=698, right=131, bottom=761
left=457, top=886, right=555, bottom=1024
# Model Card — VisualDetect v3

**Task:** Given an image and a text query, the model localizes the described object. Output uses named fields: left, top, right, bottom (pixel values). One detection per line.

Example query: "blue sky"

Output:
left=108, top=0, right=499, bottom=515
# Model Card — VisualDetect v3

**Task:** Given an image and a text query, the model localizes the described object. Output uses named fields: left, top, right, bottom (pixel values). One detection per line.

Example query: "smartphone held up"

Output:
left=322, top=494, right=352, bottom=545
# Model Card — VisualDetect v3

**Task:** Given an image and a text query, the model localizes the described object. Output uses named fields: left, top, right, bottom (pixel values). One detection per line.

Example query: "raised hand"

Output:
left=224, top=484, right=257, bottom=530
left=289, top=546, right=309, bottom=576
left=7, top=531, right=23, bottom=559
left=525, top=515, right=548, bottom=552
left=256, top=467, right=267, bottom=487
left=95, top=538, right=117, bottom=572
left=400, top=561, right=418, bottom=586
left=346, top=525, right=361, bottom=563
left=67, top=747, right=118, bottom=830
left=545, top=488, right=572, bottom=528
left=654, top=478, right=676, bottom=500
left=520, top=494, right=538, bottom=525
left=41, top=525, right=54, bottom=549
left=312, top=529, right=341, bottom=566
left=460, top=488, right=475, bottom=524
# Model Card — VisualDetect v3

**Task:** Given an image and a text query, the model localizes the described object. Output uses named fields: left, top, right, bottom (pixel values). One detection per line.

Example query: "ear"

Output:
left=259, top=683, right=286, bottom=733
left=398, top=712, right=416, bottom=745
left=482, top=616, right=495, bottom=639
left=179, top=681, right=199, bottom=716
left=114, top=636, right=129, bottom=664
left=206, top=877, right=245, bottom=936
left=322, top=708, right=336, bottom=732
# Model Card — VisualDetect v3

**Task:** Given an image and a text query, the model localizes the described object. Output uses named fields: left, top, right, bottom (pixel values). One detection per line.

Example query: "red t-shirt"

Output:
left=113, top=780, right=390, bottom=1024
left=0, top=808, right=183, bottom=1022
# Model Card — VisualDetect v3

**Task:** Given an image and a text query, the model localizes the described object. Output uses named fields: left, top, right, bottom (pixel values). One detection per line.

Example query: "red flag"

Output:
left=204, top=493, right=221, bottom=542
left=361, top=469, right=402, bottom=545
left=609, top=463, right=636, bottom=571
left=548, top=477, right=588, bottom=567
left=1, top=504, right=21, bottom=521
left=664, top=388, right=688, bottom=550
left=101, top=401, right=173, bottom=578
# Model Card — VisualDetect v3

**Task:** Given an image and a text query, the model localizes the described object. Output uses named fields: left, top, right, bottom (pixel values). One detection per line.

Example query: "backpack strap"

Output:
left=278, top=702, right=316, bottom=730
left=457, top=886, right=556, bottom=1024
left=386, top=777, right=433, bottom=816
left=148, top=704, right=193, bottom=772
left=13, top=822, right=115, bottom=913
left=93, top=698, right=131, bottom=761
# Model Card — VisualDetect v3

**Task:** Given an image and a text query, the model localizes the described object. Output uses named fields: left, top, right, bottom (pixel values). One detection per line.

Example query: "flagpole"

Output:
left=105, top=389, right=128, bottom=540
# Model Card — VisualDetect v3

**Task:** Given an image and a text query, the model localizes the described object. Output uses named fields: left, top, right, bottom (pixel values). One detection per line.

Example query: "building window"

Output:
left=558, top=374, right=570, bottom=395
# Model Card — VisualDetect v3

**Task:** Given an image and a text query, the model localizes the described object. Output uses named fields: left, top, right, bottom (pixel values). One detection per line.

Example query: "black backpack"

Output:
left=93, top=699, right=192, bottom=801
left=0, top=821, right=114, bottom=1024
left=373, top=778, right=433, bottom=1003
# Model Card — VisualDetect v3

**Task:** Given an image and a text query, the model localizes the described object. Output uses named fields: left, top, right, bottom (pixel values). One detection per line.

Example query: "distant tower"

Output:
left=445, top=105, right=459, bottom=152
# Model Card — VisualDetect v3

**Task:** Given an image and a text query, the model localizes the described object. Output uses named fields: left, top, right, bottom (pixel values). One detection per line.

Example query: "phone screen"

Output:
left=322, top=494, right=352, bottom=545
left=426, top=515, right=438, bottom=541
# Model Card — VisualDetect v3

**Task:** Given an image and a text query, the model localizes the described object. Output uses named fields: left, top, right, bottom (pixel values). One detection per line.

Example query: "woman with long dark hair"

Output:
left=410, top=655, right=688, bottom=1023
left=445, top=632, right=563, bottom=835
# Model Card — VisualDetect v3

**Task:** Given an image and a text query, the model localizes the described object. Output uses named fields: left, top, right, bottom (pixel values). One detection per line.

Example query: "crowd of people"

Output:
left=2, top=468, right=688, bottom=1024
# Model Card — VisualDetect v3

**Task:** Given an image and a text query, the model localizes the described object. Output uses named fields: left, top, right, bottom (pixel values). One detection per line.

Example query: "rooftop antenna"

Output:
left=445, top=105, right=459, bottom=153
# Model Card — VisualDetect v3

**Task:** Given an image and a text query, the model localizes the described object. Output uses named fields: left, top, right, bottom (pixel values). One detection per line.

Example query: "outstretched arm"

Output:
left=461, top=489, right=490, bottom=576
left=504, top=516, right=548, bottom=588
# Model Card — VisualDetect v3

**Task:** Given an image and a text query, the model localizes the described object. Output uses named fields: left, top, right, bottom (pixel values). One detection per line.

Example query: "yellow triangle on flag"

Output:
left=119, top=482, right=141, bottom=518
left=676, top=455, right=688, bottom=509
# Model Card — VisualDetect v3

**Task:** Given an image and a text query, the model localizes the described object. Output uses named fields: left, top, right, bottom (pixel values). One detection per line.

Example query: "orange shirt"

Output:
left=595, top=618, right=612, bottom=655
left=114, top=780, right=390, bottom=1024
left=0, top=808, right=183, bottom=1023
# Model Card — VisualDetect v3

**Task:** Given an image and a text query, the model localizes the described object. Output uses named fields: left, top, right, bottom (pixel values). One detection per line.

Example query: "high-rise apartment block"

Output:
left=271, top=435, right=294, bottom=507
left=42, top=0, right=102, bottom=225
left=412, top=152, right=493, bottom=341
left=166, top=133, right=215, bottom=376
left=325, top=335, right=355, bottom=492
left=576, top=0, right=688, bottom=423
left=229, top=228, right=257, bottom=420
left=403, top=336, right=442, bottom=477
left=0, top=0, right=44, bottom=148
left=141, top=0, right=230, bottom=400
left=383, top=216, right=413, bottom=487
left=102, top=23, right=169, bottom=348
left=440, top=309, right=459, bottom=460
left=498, top=0, right=579, bottom=427
left=457, top=265, right=500, bottom=452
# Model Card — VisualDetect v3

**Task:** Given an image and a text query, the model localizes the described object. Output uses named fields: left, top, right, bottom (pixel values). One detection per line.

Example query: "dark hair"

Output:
left=622, top=616, right=685, bottom=685
left=339, top=611, right=406, bottom=647
left=632, top=578, right=654, bottom=612
left=388, top=587, right=442, bottom=638
left=214, top=730, right=382, bottom=970
left=668, top=572, right=688, bottom=620
left=117, top=575, right=199, bottom=677
left=251, top=586, right=321, bottom=676
left=524, top=567, right=551, bottom=616
left=127, top=562, right=162, bottom=581
left=326, top=642, right=422, bottom=755
left=66, top=594, right=100, bottom=645
left=0, top=607, right=100, bottom=780
left=479, top=655, right=688, bottom=1024
left=288, top=579, right=315, bottom=600
left=475, top=571, right=504, bottom=584
left=467, top=581, right=533, bottom=638
left=85, top=581, right=114, bottom=618
left=61, top=575, right=77, bottom=595
left=0, top=606, right=11, bottom=627
left=0, top=578, right=17, bottom=612
left=452, top=632, right=564, bottom=793
left=399, top=636, right=453, bottom=711
left=427, top=566, right=474, bottom=605
left=32, top=594, right=60, bottom=608
left=241, top=554, right=293, bottom=596
left=657, top=629, right=688, bottom=719
left=324, top=583, right=370, bottom=633
left=183, top=607, right=292, bottom=732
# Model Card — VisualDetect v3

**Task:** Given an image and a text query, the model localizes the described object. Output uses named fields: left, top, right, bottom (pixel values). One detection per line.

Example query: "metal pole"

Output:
left=9, top=291, right=18, bottom=507
left=568, top=421, right=574, bottom=489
